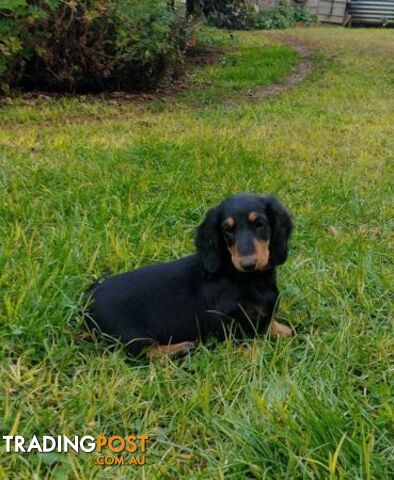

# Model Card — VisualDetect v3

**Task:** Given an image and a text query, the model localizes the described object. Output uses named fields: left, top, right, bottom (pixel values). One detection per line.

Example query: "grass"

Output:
left=181, top=29, right=298, bottom=103
left=0, top=26, right=393, bottom=479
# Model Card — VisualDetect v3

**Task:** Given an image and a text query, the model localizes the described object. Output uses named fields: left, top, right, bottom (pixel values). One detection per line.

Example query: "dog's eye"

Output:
left=253, top=219, right=265, bottom=228
left=223, top=224, right=235, bottom=234
left=223, top=223, right=235, bottom=242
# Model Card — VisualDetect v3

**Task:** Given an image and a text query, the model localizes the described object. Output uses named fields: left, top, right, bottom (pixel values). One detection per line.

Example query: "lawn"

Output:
left=0, top=26, right=393, bottom=479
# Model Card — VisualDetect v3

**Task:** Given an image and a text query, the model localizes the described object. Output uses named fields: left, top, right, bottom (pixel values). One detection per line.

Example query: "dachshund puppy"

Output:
left=87, top=193, right=293, bottom=358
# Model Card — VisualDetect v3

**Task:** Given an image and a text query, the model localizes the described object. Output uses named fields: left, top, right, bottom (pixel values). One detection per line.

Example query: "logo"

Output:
left=3, top=435, right=149, bottom=466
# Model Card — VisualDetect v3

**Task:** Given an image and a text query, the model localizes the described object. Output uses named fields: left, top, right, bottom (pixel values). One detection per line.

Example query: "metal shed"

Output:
left=348, top=0, right=394, bottom=25
left=303, top=0, right=394, bottom=24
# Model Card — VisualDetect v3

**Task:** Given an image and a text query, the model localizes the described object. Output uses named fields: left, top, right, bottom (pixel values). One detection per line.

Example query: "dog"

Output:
left=86, top=193, right=293, bottom=358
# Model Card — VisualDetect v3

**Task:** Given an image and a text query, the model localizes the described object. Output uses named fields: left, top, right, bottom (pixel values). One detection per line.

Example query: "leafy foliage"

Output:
left=254, top=4, right=316, bottom=29
left=205, top=1, right=316, bottom=30
left=0, top=0, right=190, bottom=94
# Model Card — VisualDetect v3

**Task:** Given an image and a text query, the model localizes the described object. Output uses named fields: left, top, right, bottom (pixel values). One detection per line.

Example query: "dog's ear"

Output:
left=195, top=206, right=224, bottom=276
left=264, top=196, right=293, bottom=266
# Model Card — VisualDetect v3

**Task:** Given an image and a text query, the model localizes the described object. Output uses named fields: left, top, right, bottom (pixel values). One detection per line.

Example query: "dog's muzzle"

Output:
left=239, top=256, right=257, bottom=272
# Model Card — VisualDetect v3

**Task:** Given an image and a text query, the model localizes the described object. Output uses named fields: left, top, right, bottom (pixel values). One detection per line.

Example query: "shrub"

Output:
left=205, top=1, right=316, bottom=30
left=203, top=0, right=252, bottom=29
left=0, top=0, right=191, bottom=94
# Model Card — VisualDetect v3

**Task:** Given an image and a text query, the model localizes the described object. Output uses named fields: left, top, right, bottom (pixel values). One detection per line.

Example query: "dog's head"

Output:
left=196, top=193, right=293, bottom=275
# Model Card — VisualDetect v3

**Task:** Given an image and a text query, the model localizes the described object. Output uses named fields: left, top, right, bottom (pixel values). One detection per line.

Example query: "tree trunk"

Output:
left=186, top=0, right=204, bottom=17
left=186, top=1, right=204, bottom=48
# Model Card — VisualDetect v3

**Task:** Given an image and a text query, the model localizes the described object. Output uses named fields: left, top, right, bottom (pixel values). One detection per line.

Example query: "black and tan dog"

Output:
left=87, top=193, right=293, bottom=358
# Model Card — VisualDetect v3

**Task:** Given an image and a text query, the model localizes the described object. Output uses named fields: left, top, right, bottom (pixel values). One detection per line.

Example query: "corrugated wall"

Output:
left=349, top=0, right=394, bottom=25
left=304, top=0, right=394, bottom=24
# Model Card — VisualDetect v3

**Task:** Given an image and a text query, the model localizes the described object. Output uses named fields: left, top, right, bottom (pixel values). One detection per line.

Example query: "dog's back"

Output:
left=87, top=255, right=209, bottom=355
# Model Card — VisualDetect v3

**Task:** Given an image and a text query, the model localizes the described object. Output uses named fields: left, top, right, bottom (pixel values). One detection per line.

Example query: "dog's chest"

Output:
left=207, top=277, right=268, bottom=313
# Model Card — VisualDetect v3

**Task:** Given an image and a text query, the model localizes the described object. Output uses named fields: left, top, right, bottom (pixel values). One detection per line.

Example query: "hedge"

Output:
left=0, top=0, right=191, bottom=94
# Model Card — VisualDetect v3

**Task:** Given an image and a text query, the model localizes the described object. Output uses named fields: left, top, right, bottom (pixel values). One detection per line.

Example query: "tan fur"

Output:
left=253, top=239, right=270, bottom=270
left=270, top=320, right=293, bottom=337
left=146, top=341, right=196, bottom=359
left=248, top=211, right=258, bottom=221
left=228, top=243, right=240, bottom=270
left=224, top=217, right=235, bottom=228
left=228, top=239, right=269, bottom=272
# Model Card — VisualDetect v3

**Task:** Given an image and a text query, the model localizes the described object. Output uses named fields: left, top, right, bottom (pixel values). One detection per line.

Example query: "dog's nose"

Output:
left=240, top=258, right=257, bottom=271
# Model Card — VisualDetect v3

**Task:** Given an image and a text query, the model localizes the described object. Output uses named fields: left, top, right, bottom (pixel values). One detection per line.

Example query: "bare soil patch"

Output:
left=243, top=37, right=314, bottom=100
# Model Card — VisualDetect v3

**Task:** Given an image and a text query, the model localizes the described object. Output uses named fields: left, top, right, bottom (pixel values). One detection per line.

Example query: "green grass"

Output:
left=182, top=29, right=298, bottom=103
left=0, top=26, right=393, bottom=479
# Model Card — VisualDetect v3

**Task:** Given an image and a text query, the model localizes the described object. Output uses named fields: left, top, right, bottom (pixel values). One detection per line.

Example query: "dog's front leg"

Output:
left=258, top=289, right=294, bottom=337
left=254, top=301, right=294, bottom=337
left=146, top=341, right=196, bottom=360
left=270, top=320, right=293, bottom=337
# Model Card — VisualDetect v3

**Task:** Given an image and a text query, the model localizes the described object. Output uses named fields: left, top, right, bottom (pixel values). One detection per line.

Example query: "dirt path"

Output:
left=243, top=37, right=314, bottom=101
left=1, top=37, right=315, bottom=129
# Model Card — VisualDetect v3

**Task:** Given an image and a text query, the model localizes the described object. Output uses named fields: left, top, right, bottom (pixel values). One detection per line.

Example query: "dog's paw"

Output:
left=270, top=320, right=294, bottom=337
left=172, top=341, right=196, bottom=359
left=147, top=341, right=196, bottom=360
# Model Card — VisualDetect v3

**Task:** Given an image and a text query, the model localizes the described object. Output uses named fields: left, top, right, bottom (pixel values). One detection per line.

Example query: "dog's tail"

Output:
left=86, top=268, right=112, bottom=296
left=81, top=269, right=112, bottom=334
left=83, top=268, right=112, bottom=316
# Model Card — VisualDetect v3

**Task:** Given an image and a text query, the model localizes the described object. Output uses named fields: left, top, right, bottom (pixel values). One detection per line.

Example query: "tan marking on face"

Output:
left=228, top=245, right=253, bottom=273
left=253, top=239, right=270, bottom=271
left=228, top=243, right=243, bottom=272
left=228, top=239, right=269, bottom=272
left=224, top=217, right=235, bottom=228
left=270, top=320, right=294, bottom=337
left=248, top=211, right=258, bottom=222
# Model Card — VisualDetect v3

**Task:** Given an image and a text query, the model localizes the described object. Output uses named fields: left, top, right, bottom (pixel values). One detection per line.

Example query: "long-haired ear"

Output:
left=195, top=206, right=223, bottom=276
left=265, top=196, right=293, bottom=267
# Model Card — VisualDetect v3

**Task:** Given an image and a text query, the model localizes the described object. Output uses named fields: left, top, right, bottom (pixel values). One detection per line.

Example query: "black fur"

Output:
left=86, top=193, right=293, bottom=356
left=265, top=196, right=293, bottom=266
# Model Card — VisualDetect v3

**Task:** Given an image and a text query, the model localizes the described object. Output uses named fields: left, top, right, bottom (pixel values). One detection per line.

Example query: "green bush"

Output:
left=205, top=1, right=316, bottom=30
left=203, top=0, right=251, bottom=29
left=254, top=4, right=316, bottom=29
left=0, top=0, right=190, bottom=94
